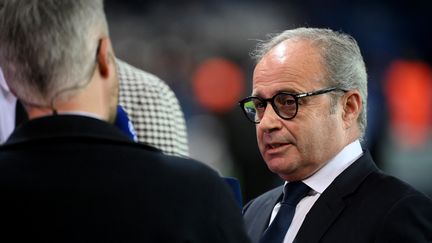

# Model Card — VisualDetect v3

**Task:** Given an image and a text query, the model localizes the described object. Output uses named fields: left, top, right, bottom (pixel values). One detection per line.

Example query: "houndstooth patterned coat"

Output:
left=117, top=59, right=189, bottom=157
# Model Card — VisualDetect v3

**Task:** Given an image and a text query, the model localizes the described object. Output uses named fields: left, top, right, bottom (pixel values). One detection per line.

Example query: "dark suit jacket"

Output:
left=243, top=151, right=432, bottom=243
left=0, top=115, right=250, bottom=243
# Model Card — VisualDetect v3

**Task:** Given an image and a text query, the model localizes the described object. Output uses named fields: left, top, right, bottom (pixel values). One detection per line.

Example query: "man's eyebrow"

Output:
left=252, top=88, right=301, bottom=97
left=250, top=92, right=260, bottom=97
left=251, top=91, right=271, bottom=98
left=278, top=87, right=304, bottom=93
left=250, top=89, right=260, bottom=97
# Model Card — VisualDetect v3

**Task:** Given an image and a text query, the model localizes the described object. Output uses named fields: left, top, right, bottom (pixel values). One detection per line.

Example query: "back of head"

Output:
left=0, top=0, right=108, bottom=108
left=252, top=27, right=368, bottom=140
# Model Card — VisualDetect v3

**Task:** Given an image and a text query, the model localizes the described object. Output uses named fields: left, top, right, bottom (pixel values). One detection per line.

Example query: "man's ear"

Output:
left=96, top=37, right=113, bottom=78
left=341, top=90, right=362, bottom=129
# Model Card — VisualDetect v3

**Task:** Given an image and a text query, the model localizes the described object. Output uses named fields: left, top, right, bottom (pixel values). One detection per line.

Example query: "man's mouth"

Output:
left=266, top=143, right=290, bottom=151
left=268, top=143, right=283, bottom=149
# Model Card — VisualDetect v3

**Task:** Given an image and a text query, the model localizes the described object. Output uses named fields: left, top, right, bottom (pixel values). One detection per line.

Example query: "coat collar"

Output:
left=243, top=185, right=284, bottom=242
left=3, top=115, right=160, bottom=152
left=294, top=151, right=378, bottom=243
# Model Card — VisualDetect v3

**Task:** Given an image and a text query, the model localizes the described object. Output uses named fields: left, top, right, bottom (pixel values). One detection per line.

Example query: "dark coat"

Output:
left=0, top=115, right=250, bottom=243
left=243, top=151, right=432, bottom=243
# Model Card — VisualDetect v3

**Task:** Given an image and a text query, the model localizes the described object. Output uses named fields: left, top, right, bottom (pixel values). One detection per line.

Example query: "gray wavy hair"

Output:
left=252, top=27, right=368, bottom=140
left=0, top=0, right=108, bottom=108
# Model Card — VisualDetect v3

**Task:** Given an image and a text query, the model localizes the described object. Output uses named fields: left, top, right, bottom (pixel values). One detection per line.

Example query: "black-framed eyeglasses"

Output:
left=238, top=87, right=346, bottom=124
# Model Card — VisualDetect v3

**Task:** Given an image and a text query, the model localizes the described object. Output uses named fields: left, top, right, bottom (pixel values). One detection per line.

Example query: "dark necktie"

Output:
left=259, top=181, right=310, bottom=243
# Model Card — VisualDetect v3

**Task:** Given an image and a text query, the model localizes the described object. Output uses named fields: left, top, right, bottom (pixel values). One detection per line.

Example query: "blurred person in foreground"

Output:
left=0, top=1, right=249, bottom=242
left=240, top=27, right=432, bottom=243
left=1, top=60, right=190, bottom=157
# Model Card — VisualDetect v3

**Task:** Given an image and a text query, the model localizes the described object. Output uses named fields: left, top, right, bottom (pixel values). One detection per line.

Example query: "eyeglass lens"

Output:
left=242, top=93, right=297, bottom=122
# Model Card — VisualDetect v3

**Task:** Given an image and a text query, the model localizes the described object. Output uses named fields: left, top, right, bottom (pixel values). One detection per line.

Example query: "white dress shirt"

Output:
left=0, top=68, right=17, bottom=144
left=268, top=140, right=363, bottom=243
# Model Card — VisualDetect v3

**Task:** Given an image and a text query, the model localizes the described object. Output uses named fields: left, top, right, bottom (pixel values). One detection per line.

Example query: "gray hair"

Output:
left=252, top=27, right=368, bottom=140
left=0, top=0, right=108, bottom=107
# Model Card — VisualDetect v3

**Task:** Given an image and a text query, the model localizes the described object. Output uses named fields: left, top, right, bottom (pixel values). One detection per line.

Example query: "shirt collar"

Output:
left=302, top=140, right=363, bottom=194
left=0, top=68, right=11, bottom=93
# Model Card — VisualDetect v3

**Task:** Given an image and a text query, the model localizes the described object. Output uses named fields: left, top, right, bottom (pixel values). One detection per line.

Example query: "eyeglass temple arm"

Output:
left=296, top=87, right=347, bottom=98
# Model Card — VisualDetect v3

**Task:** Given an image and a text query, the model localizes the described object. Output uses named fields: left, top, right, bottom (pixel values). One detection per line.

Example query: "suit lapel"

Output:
left=295, top=152, right=378, bottom=243
left=4, top=115, right=159, bottom=153
left=294, top=186, right=345, bottom=243
left=243, top=186, right=283, bottom=242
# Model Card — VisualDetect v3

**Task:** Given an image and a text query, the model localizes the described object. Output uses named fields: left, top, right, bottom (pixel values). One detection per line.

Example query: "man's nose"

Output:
left=258, top=104, right=281, bottom=131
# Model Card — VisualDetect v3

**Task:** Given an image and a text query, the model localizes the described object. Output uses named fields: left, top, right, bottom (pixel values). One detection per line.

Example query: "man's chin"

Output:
left=267, top=159, right=291, bottom=173
left=266, top=159, right=302, bottom=180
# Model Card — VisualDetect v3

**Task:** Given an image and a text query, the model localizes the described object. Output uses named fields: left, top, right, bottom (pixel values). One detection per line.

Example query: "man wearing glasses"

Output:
left=240, top=28, right=432, bottom=243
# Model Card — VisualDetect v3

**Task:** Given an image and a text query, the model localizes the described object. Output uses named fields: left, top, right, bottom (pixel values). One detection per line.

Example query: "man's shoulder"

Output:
left=84, top=140, right=221, bottom=186
left=332, top=151, right=430, bottom=203
left=149, top=152, right=221, bottom=179
left=363, top=169, right=431, bottom=203
left=0, top=123, right=221, bottom=189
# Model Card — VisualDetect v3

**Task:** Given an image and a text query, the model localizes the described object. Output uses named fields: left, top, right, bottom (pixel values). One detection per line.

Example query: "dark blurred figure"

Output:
left=0, top=1, right=249, bottom=242
left=240, top=27, right=432, bottom=243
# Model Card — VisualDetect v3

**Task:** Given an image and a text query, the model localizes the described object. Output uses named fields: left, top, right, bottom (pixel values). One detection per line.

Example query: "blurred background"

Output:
left=105, top=0, right=432, bottom=202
